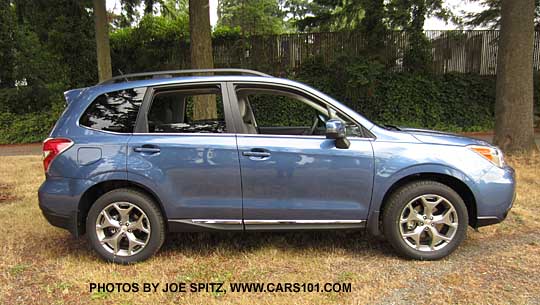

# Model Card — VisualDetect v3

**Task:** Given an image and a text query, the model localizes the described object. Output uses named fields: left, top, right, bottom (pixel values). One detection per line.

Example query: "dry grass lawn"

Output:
left=0, top=154, right=539, bottom=305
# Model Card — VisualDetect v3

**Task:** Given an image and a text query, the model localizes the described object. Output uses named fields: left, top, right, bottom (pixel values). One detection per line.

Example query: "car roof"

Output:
left=88, top=75, right=316, bottom=95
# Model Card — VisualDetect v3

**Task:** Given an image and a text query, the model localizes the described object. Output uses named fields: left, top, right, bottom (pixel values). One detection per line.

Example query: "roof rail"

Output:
left=99, top=68, right=272, bottom=84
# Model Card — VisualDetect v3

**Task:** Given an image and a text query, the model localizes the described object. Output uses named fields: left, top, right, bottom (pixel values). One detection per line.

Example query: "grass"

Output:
left=0, top=154, right=539, bottom=304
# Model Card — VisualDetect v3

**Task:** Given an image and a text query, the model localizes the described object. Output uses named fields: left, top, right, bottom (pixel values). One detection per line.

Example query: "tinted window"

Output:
left=147, top=86, right=226, bottom=133
left=236, top=87, right=366, bottom=137
left=80, top=87, right=145, bottom=133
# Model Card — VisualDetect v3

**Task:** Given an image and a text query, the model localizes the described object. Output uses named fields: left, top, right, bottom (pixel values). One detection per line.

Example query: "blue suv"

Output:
left=38, top=69, right=515, bottom=263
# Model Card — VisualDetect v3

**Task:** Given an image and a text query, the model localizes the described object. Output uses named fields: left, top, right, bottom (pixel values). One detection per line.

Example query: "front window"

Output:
left=235, top=85, right=365, bottom=137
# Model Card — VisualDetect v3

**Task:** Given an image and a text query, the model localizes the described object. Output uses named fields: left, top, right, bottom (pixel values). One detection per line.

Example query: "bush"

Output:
left=294, top=55, right=498, bottom=132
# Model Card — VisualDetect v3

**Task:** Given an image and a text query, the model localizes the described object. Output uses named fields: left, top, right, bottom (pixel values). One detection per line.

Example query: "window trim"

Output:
left=134, top=82, right=236, bottom=134
left=228, top=82, right=375, bottom=139
left=77, top=87, right=147, bottom=135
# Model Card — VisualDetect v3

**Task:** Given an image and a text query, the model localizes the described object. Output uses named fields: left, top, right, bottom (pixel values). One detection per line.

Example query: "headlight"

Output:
left=468, top=145, right=505, bottom=168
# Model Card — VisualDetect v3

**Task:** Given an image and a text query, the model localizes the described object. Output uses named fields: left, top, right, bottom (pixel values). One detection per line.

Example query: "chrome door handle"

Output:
left=134, top=146, right=161, bottom=153
left=242, top=149, right=271, bottom=158
left=242, top=151, right=271, bottom=157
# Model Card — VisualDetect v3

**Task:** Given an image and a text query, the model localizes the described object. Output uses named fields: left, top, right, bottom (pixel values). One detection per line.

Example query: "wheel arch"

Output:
left=368, top=172, right=478, bottom=236
left=77, top=180, right=168, bottom=235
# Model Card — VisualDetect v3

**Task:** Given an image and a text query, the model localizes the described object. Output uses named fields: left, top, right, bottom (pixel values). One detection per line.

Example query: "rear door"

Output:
left=127, top=82, right=243, bottom=230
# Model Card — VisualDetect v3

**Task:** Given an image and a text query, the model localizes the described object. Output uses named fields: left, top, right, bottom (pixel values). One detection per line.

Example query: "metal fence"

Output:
left=208, top=30, right=540, bottom=75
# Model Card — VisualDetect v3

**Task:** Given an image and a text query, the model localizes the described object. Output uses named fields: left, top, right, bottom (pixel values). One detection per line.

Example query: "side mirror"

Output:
left=325, top=119, right=350, bottom=149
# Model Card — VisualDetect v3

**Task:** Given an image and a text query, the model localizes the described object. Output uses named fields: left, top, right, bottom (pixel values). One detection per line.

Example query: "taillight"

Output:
left=43, top=138, right=73, bottom=173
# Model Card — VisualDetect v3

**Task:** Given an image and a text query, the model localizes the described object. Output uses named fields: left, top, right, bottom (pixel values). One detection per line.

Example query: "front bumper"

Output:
left=475, top=165, right=516, bottom=228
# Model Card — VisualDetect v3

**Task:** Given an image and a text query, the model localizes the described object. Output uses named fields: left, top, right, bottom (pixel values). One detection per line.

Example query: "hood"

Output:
left=399, top=127, right=491, bottom=146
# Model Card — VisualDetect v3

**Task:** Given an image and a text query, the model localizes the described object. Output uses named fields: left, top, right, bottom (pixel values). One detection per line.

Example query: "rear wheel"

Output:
left=86, top=188, right=165, bottom=264
left=382, top=180, right=468, bottom=260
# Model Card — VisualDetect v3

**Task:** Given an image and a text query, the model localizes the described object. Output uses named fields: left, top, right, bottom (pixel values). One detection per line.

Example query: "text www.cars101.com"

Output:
left=89, top=282, right=352, bottom=294
left=229, top=282, right=351, bottom=293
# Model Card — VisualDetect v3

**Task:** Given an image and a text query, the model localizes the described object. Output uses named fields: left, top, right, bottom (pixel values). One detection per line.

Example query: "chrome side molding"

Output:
left=243, top=220, right=365, bottom=225
left=168, top=219, right=366, bottom=231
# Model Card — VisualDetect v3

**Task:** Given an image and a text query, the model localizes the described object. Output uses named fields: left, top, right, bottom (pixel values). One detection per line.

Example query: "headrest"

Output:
left=238, top=96, right=247, bottom=118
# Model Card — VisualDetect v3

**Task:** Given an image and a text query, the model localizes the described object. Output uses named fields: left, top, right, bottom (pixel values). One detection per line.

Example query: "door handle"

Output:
left=242, top=149, right=271, bottom=158
left=243, top=151, right=271, bottom=157
left=134, top=146, right=161, bottom=154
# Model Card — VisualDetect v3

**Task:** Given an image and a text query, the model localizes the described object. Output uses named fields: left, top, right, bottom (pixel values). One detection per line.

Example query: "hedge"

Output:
left=1, top=56, right=539, bottom=144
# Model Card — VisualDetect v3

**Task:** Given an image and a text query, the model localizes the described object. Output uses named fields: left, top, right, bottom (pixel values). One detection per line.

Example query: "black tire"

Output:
left=382, top=180, right=468, bottom=260
left=86, top=188, right=166, bottom=264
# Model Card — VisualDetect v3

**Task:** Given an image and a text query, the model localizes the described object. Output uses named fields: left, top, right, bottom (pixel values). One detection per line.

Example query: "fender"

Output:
left=367, top=163, right=480, bottom=236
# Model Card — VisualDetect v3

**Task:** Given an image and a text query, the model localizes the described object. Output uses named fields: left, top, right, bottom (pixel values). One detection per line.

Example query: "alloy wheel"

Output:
left=398, top=194, right=459, bottom=252
left=95, top=202, right=151, bottom=256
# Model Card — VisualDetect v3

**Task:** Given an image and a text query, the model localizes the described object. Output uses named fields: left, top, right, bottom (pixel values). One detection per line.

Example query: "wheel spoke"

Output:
left=420, top=196, right=442, bottom=218
left=402, top=227, right=424, bottom=249
left=114, top=203, right=133, bottom=223
left=101, top=231, right=123, bottom=255
left=428, top=227, right=452, bottom=249
left=432, top=207, right=457, bottom=228
left=126, top=232, right=146, bottom=254
left=96, top=210, right=120, bottom=230
left=130, top=216, right=150, bottom=234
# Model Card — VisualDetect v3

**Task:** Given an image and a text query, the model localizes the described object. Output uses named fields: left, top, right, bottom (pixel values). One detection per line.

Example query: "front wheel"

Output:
left=382, top=180, right=468, bottom=260
left=86, top=188, right=165, bottom=264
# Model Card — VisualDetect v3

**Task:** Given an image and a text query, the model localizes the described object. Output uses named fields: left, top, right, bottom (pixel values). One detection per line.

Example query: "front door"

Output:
left=127, top=82, right=243, bottom=230
left=229, top=83, right=374, bottom=230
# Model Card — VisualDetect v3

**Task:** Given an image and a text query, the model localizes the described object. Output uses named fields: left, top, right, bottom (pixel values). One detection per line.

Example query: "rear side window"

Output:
left=80, top=87, right=146, bottom=133
left=147, top=86, right=226, bottom=133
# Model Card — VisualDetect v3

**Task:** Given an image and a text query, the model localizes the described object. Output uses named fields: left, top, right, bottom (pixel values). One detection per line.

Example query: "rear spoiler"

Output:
left=63, top=88, right=87, bottom=105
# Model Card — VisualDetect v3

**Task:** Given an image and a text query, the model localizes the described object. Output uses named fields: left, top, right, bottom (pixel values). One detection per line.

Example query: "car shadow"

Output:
left=160, top=230, right=396, bottom=258
left=45, top=230, right=397, bottom=262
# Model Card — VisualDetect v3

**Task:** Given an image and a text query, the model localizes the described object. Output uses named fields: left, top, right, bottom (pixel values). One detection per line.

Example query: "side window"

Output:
left=147, top=86, right=226, bottom=133
left=235, top=87, right=366, bottom=137
left=335, top=112, right=365, bottom=138
left=80, top=87, right=145, bottom=133
left=237, top=88, right=329, bottom=136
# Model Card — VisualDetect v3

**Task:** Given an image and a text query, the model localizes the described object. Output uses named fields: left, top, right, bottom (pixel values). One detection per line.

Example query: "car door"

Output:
left=227, top=82, right=375, bottom=230
left=127, top=82, right=243, bottom=230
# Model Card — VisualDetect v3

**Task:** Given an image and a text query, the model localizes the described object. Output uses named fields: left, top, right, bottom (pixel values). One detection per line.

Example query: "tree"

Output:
left=93, top=0, right=112, bottom=82
left=295, top=0, right=365, bottom=31
left=189, top=0, right=216, bottom=120
left=462, top=0, right=540, bottom=29
left=0, top=1, right=16, bottom=88
left=218, top=0, right=286, bottom=35
left=493, top=0, right=538, bottom=152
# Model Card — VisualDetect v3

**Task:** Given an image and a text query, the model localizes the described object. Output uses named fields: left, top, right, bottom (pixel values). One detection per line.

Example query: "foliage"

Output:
left=462, top=0, right=540, bottom=29
left=295, top=0, right=365, bottom=31
left=217, top=0, right=287, bottom=35
left=110, top=14, right=190, bottom=73
left=294, top=55, right=504, bottom=132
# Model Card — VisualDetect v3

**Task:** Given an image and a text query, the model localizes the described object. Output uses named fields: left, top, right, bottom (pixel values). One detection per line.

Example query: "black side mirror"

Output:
left=325, top=119, right=350, bottom=149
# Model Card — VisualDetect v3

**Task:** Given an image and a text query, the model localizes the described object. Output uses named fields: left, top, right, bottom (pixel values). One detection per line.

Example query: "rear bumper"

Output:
left=40, top=205, right=78, bottom=235
left=38, top=176, right=84, bottom=237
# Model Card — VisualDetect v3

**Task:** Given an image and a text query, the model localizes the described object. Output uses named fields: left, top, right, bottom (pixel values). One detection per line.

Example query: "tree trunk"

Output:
left=93, top=0, right=112, bottom=82
left=189, top=0, right=217, bottom=120
left=494, top=0, right=538, bottom=152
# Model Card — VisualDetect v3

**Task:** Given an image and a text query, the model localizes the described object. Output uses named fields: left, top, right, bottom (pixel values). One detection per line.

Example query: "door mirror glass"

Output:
left=325, top=119, right=350, bottom=149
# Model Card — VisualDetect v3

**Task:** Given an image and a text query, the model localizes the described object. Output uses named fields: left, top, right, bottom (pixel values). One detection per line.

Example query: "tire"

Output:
left=382, top=180, right=468, bottom=260
left=86, top=188, right=166, bottom=264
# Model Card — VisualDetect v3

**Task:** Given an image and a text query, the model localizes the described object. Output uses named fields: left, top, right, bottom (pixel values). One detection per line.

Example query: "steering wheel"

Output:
left=309, top=113, right=328, bottom=135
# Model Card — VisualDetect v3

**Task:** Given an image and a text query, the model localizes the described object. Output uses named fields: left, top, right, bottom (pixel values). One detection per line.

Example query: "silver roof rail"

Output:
left=99, top=68, right=272, bottom=84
